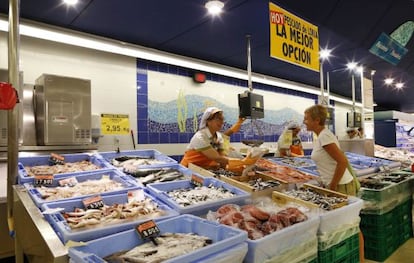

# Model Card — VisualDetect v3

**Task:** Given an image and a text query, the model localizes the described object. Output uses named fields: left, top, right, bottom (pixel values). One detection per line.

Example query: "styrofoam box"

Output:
left=243, top=215, right=319, bottom=263
left=146, top=177, right=251, bottom=216
left=263, top=237, right=318, bottom=263
left=318, top=196, right=363, bottom=234
left=98, top=149, right=177, bottom=169
left=68, top=214, right=248, bottom=263
left=318, top=216, right=361, bottom=251
left=17, top=153, right=113, bottom=184
left=25, top=169, right=141, bottom=208
left=41, top=190, right=179, bottom=243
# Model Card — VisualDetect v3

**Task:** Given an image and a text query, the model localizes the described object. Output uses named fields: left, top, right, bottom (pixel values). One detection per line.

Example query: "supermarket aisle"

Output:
left=365, top=238, right=414, bottom=263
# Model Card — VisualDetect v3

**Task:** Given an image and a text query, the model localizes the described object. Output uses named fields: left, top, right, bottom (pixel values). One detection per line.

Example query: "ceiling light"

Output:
left=205, top=0, right=224, bottom=15
left=63, top=0, right=78, bottom=5
left=395, top=82, right=404, bottom=89
left=384, top=78, right=394, bottom=85
left=346, top=62, right=357, bottom=70
left=319, top=48, right=332, bottom=60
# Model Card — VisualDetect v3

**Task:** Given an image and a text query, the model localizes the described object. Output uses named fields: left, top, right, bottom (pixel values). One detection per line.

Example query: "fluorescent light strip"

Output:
left=0, top=17, right=358, bottom=106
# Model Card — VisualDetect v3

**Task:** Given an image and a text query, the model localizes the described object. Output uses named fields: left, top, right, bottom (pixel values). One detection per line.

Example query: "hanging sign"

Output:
left=269, top=3, right=320, bottom=72
left=100, top=113, right=130, bottom=135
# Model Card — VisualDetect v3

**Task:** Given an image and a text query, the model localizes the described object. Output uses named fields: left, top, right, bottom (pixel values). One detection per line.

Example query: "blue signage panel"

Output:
left=369, top=32, right=408, bottom=65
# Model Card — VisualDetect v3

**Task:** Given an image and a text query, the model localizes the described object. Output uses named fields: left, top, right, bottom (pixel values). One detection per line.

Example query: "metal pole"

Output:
left=351, top=73, right=355, bottom=112
left=326, top=71, right=330, bottom=105
left=320, top=61, right=324, bottom=98
left=246, top=35, right=252, bottom=91
left=7, top=0, right=20, bottom=236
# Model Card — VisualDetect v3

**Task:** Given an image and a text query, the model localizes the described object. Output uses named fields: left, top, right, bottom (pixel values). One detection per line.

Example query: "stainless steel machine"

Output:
left=34, top=74, right=92, bottom=145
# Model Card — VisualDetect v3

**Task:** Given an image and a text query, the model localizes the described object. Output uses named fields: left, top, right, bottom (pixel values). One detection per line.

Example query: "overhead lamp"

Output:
left=63, top=0, right=78, bottom=5
left=319, top=48, right=332, bottom=60
left=346, top=62, right=357, bottom=71
left=205, top=0, right=224, bottom=15
left=384, top=78, right=394, bottom=85
left=395, top=82, right=404, bottom=89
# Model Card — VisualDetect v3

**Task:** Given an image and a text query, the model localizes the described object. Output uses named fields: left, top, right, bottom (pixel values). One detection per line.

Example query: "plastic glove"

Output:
left=226, top=158, right=245, bottom=174
left=242, top=155, right=259, bottom=165
left=229, top=117, right=246, bottom=133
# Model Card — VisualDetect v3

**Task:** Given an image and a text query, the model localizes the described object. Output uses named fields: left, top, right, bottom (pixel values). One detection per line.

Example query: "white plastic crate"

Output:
left=244, top=215, right=319, bottom=263
left=318, top=196, right=363, bottom=234
left=318, top=216, right=361, bottom=251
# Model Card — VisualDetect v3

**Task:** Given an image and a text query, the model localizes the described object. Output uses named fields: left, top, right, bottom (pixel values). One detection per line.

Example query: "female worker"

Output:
left=277, top=122, right=304, bottom=157
left=180, top=107, right=247, bottom=169
left=303, top=104, right=358, bottom=195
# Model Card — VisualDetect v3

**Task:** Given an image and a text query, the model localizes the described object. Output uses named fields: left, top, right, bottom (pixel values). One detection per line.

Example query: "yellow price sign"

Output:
left=101, top=114, right=130, bottom=135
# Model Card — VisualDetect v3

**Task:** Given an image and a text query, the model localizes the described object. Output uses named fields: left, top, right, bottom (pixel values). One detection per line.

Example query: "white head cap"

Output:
left=200, top=107, right=223, bottom=129
left=287, top=122, right=301, bottom=130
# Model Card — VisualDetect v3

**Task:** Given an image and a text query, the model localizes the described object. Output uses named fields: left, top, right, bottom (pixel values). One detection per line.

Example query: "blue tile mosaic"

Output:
left=136, top=58, right=321, bottom=145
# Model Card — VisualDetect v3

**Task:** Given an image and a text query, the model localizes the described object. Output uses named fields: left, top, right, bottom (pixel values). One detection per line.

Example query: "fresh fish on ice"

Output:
left=104, top=232, right=212, bottom=263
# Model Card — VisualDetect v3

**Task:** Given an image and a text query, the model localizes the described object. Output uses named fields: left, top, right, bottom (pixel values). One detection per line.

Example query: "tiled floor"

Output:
left=364, top=238, right=414, bottom=263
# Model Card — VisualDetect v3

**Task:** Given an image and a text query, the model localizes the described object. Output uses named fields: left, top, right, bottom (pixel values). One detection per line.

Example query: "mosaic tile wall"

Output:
left=136, top=58, right=322, bottom=160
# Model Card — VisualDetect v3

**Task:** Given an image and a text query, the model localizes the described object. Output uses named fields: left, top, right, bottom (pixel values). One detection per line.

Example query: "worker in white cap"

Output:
left=180, top=106, right=253, bottom=170
left=277, top=121, right=304, bottom=157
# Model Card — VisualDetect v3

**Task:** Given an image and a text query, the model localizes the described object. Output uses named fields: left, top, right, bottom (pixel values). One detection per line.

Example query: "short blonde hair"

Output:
left=305, top=104, right=327, bottom=125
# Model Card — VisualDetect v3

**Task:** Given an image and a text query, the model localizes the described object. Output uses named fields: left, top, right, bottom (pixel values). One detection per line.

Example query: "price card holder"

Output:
left=191, top=174, right=204, bottom=187
left=34, top=174, right=54, bottom=187
left=136, top=220, right=160, bottom=246
left=58, top=177, right=78, bottom=187
left=49, top=153, right=65, bottom=165
left=82, top=195, right=105, bottom=210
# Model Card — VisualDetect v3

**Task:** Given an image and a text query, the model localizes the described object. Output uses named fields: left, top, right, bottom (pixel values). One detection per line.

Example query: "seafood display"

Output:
left=359, top=180, right=391, bottom=190
left=24, top=160, right=101, bottom=177
left=167, top=184, right=236, bottom=207
left=211, top=203, right=308, bottom=240
left=245, top=177, right=281, bottom=190
left=255, top=159, right=316, bottom=183
left=125, top=167, right=187, bottom=185
left=111, top=155, right=171, bottom=171
left=103, top=232, right=212, bottom=262
left=37, top=177, right=124, bottom=201
left=208, top=168, right=239, bottom=177
left=270, top=157, right=313, bottom=167
left=283, top=188, right=347, bottom=210
left=62, top=197, right=164, bottom=229
left=362, top=172, right=413, bottom=183
left=374, top=144, right=414, bottom=167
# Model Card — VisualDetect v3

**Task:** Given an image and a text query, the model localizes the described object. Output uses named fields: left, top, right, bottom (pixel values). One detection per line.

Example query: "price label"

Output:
left=136, top=220, right=160, bottom=239
left=58, top=177, right=78, bottom=187
left=82, top=195, right=104, bottom=210
left=49, top=153, right=65, bottom=165
left=101, top=113, right=130, bottom=135
left=34, top=174, right=54, bottom=187
left=190, top=174, right=204, bottom=187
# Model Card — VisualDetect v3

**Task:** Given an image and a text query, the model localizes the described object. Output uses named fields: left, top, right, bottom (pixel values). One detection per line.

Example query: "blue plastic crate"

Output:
left=25, top=169, right=141, bottom=208
left=41, top=189, right=179, bottom=243
left=17, top=153, right=113, bottom=184
left=146, top=177, right=251, bottom=216
left=297, top=165, right=320, bottom=176
left=68, top=214, right=248, bottom=263
left=345, top=152, right=401, bottom=175
left=98, top=149, right=177, bottom=170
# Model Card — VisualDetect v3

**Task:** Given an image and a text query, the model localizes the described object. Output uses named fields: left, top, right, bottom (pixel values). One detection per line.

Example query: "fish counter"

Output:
left=12, top=149, right=368, bottom=263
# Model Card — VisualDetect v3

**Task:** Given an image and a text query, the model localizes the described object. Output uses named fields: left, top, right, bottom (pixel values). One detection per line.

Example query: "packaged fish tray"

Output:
left=40, top=189, right=179, bottom=244
left=128, top=163, right=194, bottom=186
left=68, top=214, right=248, bottom=263
left=146, top=176, right=251, bottom=216
left=98, top=149, right=177, bottom=171
left=17, top=153, right=113, bottom=185
left=25, top=169, right=142, bottom=208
